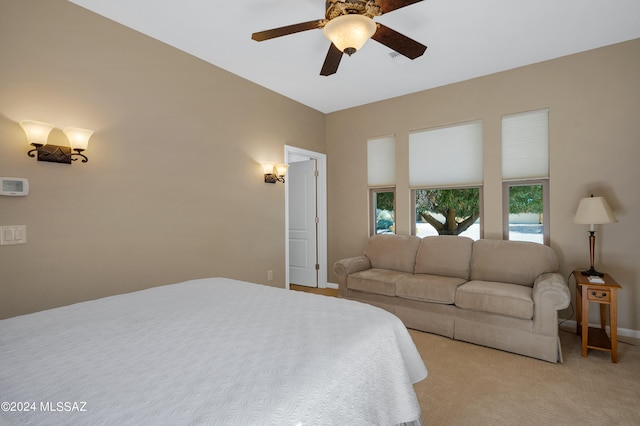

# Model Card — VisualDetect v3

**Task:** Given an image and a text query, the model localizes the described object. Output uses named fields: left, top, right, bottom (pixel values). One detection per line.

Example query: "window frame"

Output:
left=502, top=179, right=550, bottom=245
left=369, top=187, right=396, bottom=236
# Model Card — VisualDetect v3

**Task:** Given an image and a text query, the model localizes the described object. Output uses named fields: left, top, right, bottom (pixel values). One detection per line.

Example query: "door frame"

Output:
left=284, top=145, right=329, bottom=290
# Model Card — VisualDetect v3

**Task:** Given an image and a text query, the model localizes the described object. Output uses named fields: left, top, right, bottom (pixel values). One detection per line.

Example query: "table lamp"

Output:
left=573, top=194, right=617, bottom=276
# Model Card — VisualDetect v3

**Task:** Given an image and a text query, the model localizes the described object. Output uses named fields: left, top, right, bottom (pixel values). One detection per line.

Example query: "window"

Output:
left=409, top=121, right=483, bottom=239
left=502, top=109, right=549, bottom=244
left=414, top=187, right=481, bottom=238
left=370, top=188, right=395, bottom=235
left=503, top=181, right=549, bottom=244
left=368, top=136, right=396, bottom=235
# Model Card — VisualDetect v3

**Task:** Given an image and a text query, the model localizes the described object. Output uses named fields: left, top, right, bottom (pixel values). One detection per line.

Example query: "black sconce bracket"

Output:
left=264, top=173, right=285, bottom=184
left=28, top=144, right=88, bottom=164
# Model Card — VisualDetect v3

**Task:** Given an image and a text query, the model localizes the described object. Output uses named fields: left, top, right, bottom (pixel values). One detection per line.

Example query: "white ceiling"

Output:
left=67, top=0, right=640, bottom=113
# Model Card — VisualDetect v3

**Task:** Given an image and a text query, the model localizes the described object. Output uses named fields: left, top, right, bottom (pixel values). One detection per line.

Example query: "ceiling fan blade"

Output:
left=371, top=23, right=427, bottom=59
left=376, top=0, right=424, bottom=14
left=320, top=43, right=343, bottom=76
left=251, top=20, right=324, bottom=42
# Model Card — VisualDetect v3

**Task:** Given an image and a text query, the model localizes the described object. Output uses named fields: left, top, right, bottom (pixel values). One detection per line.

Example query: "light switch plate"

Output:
left=0, top=225, right=27, bottom=245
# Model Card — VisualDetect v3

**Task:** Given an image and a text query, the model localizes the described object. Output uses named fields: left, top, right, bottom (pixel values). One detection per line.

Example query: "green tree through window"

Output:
left=508, top=185, right=543, bottom=214
left=504, top=182, right=547, bottom=244
left=371, top=189, right=395, bottom=235
left=415, top=188, right=480, bottom=236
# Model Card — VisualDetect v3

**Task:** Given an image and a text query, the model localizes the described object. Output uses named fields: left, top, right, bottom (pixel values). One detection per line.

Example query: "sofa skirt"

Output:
left=342, top=288, right=562, bottom=363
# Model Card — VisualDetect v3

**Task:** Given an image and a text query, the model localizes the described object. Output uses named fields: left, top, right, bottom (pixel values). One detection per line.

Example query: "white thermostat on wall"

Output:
left=0, top=177, right=29, bottom=196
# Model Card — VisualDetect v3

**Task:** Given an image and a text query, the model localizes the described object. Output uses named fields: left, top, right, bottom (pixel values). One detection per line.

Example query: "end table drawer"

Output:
left=588, top=288, right=611, bottom=302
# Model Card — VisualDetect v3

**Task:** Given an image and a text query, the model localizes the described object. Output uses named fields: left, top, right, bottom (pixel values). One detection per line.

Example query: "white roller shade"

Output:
left=409, top=121, right=483, bottom=188
left=368, top=136, right=396, bottom=186
left=502, top=109, right=549, bottom=180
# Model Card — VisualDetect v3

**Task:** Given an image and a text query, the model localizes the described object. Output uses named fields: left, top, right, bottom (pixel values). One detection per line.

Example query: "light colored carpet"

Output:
left=410, top=327, right=640, bottom=425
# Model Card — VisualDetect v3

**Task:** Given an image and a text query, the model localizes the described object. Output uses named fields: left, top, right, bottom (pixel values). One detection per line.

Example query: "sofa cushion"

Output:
left=364, top=234, right=421, bottom=274
left=347, top=268, right=411, bottom=296
left=396, top=274, right=467, bottom=304
left=414, top=236, right=473, bottom=279
left=455, top=280, right=534, bottom=320
left=470, top=239, right=559, bottom=287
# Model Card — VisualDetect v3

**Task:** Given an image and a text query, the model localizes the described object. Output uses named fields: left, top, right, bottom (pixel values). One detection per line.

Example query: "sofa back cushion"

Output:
left=364, top=234, right=421, bottom=273
left=414, top=236, right=473, bottom=279
left=470, top=239, right=559, bottom=287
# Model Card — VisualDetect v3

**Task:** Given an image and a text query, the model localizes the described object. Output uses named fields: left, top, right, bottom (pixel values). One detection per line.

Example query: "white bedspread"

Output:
left=0, top=277, right=427, bottom=425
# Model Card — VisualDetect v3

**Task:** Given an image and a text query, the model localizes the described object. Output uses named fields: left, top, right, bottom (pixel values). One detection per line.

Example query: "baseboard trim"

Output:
left=559, top=319, right=640, bottom=340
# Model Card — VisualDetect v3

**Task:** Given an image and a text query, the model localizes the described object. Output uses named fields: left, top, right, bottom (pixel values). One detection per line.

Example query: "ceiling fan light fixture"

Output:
left=323, top=14, right=376, bottom=56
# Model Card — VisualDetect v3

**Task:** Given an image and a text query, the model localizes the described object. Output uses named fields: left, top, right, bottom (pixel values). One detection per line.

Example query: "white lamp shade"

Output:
left=262, top=162, right=275, bottom=174
left=274, top=163, right=289, bottom=177
left=20, top=120, right=54, bottom=146
left=323, top=14, right=377, bottom=53
left=574, top=195, right=617, bottom=225
left=63, top=127, right=93, bottom=151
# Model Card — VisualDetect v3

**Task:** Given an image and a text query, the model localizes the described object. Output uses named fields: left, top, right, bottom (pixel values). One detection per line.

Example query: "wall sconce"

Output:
left=263, top=162, right=289, bottom=183
left=21, top=120, right=93, bottom=164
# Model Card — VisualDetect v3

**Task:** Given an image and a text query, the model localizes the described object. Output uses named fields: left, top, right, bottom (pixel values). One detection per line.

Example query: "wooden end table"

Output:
left=574, top=271, right=621, bottom=363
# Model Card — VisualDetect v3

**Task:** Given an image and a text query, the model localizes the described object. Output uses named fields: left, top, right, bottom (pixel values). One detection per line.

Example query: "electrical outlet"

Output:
left=267, top=270, right=273, bottom=281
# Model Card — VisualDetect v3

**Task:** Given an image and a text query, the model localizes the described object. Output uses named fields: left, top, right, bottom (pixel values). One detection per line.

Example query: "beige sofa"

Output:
left=333, top=234, right=571, bottom=363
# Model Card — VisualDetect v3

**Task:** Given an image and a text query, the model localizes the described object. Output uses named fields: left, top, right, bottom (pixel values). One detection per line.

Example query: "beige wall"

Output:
left=0, top=1, right=325, bottom=318
left=327, top=39, right=640, bottom=333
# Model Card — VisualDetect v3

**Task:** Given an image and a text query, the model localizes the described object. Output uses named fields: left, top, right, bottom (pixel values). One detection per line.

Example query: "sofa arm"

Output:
left=333, top=256, right=371, bottom=287
left=532, top=272, right=571, bottom=335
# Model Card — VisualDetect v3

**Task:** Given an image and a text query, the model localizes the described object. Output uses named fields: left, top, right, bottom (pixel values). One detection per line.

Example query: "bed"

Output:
left=0, top=277, right=427, bottom=425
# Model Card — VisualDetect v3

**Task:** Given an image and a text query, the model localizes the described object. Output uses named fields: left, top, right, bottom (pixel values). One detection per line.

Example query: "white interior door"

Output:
left=288, top=159, right=317, bottom=287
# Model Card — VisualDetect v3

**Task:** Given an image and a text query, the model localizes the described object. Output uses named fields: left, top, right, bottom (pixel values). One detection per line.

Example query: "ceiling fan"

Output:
left=251, top=0, right=427, bottom=76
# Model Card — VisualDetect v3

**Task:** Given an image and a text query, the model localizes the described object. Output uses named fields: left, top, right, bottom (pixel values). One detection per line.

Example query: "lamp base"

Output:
left=581, top=267, right=604, bottom=277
